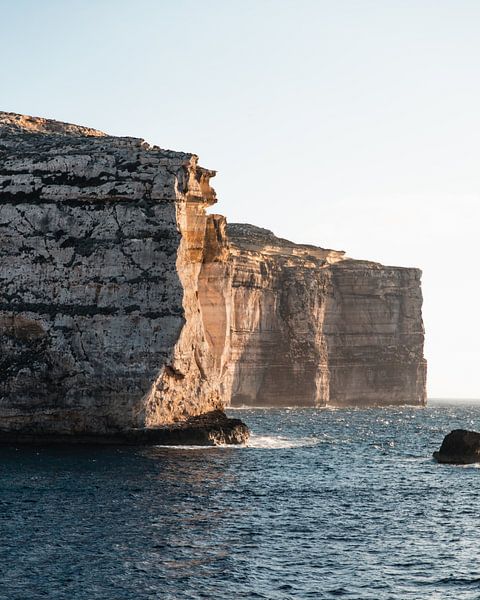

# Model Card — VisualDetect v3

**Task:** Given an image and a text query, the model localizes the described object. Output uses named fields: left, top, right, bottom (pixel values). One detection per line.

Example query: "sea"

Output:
left=1, top=399, right=480, bottom=600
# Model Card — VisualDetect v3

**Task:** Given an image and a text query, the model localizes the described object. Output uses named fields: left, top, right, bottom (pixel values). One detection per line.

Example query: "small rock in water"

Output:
left=433, top=429, right=480, bottom=464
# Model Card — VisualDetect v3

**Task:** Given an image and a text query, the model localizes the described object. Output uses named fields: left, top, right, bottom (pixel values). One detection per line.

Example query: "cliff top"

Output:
left=227, top=223, right=346, bottom=265
left=0, top=111, right=217, bottom=205
left=0, top=111, right=198, bottom=161
left=0, top=111, right=108, bottom=138
left=0, top=112, right=422, bottom=275
left=227, top=223, right=421, bottom=272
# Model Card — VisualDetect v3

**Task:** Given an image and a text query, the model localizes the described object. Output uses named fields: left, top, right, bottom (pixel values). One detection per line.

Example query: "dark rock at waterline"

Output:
left=433, top=429, right=480, bottom=464
left=143, top=410, right=250, bottom=446
left=0, top=410, right=249, bottom=447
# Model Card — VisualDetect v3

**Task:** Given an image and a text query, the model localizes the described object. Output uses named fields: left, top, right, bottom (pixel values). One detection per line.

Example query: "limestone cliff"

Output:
left=223, top=224, right=426, bottom=407
left=0, top=112, right=228, bottom=435
left=0, top=112, right=427, bottom=440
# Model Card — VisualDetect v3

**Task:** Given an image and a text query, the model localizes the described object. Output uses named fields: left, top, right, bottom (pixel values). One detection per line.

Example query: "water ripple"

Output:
left=1, top=400, right=480, bottom=599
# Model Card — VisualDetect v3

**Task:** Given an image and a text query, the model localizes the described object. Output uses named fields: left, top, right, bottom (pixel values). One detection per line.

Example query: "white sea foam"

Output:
left=458, top=462, right=480, bottom=469
left=152, top=445, right=223, bottom=450
left=152, top=435, right=318, bottom=450
left=245, top=434, right=318, bottom=449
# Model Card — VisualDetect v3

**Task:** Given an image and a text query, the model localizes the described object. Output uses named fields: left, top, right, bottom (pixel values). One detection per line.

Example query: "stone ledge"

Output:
left=0, top=410, right=249, bottom=447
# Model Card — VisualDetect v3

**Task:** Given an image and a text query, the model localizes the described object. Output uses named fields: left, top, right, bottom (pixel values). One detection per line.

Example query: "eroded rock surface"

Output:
left=0, top=111, right=234, bottom=437
left=0, top=111, right=426, bottom=441
left=224, top=224, right=426, bottom=407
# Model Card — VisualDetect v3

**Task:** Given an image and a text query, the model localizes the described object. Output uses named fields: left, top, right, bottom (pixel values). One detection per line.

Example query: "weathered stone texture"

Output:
left=0, top=111, right=427, bottom=437
left=224, top=224, right=427, bottom=407
left=0, top=112, right=224, bottom=434
left=325, top=261, right=426, bottom=406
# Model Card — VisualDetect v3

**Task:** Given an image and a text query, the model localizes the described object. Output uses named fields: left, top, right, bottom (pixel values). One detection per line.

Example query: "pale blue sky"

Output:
left=2, top=0, right=480, bottom=398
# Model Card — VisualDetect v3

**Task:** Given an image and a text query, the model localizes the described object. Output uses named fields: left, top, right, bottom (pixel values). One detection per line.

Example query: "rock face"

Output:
left=224, top=224, right=426, bottom=407
left=0, top=111, right=240, bottom=440
left=0, top=111, right=427, bottom=441
left=433, top=430, right=480, bottom=464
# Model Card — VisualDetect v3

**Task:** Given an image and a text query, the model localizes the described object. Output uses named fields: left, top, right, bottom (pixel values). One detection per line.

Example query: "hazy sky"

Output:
left=2, top=0, right=479, bottom=398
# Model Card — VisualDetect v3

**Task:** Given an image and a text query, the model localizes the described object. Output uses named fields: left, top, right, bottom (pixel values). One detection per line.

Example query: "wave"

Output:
left=152, top=435, right=318, bottom=450
left=246, top=434, right=319, bottom=449
left=227, top=406, right=301, bottom=410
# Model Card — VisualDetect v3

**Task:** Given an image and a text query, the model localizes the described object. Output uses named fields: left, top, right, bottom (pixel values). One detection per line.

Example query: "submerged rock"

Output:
left=433, top=429, right=480, bottom=464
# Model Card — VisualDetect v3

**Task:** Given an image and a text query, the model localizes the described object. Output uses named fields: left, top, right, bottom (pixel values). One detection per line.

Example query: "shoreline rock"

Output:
left=433, top=429, right=480, bottom=464
left=0, top=410, right=249, bottom=447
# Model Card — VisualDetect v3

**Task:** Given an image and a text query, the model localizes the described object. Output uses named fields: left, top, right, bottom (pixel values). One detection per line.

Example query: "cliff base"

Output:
left=0, top=410, right=249, bottom=447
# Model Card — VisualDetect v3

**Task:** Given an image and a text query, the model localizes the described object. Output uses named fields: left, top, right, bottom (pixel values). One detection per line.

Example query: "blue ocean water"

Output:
left=1, top=400, right=480, bottom=599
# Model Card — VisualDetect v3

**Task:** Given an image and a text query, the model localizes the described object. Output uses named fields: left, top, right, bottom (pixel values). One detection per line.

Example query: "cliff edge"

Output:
left=225, top=224, right=426, bottom=407
left=0, top=112, right=426, bottom=441
left=0, top=111, right=237, bottom=439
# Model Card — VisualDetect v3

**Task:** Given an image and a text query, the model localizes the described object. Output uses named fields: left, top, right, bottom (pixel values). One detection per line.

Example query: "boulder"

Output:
left=433, top=429, right=480, bottom=464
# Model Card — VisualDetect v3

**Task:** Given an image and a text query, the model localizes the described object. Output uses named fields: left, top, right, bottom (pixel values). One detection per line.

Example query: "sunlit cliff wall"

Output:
left=0, top=112, right=427, bottom=437
left=0, top=112, right=224, bottom=434
left=223, top=224, right=427, bottom=407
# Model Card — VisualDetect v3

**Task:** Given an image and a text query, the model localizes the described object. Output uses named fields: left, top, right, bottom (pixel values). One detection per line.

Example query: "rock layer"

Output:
left=0, top=112, right=231, bottom=437
left=0, top=111, right=427, bottom=440
left=224, top=224, right=426, bottom=407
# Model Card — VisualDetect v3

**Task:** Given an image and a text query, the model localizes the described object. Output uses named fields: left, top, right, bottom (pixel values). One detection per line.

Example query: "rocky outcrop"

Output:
left=0, top=111, right=244, bottom=441
left=224, top=224, right=426, bottom=407
left=0, top=409, right=249, bottom=446
left=0, top=111, right=427, bottom=442
left=433, top=430, right=480, bottom=464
